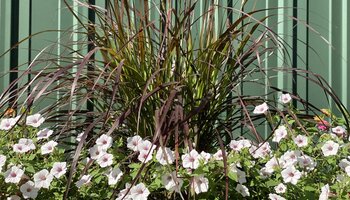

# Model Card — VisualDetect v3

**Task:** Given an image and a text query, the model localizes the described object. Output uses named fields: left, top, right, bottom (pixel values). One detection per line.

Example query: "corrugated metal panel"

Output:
left=0, top=0, right=349, bottom=111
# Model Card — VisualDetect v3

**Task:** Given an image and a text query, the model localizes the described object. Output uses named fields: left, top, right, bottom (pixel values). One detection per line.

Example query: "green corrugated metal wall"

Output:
left=1, top=0, right=350, bottom=111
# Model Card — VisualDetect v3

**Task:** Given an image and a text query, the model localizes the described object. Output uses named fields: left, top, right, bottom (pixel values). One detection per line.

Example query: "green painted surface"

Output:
left=0, top=0, right=350, bottom=112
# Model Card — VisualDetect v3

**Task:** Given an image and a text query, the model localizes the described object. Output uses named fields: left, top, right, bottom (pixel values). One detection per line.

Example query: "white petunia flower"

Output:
left=75, top=174, right=92, bottom=188
left=253, top=102, right=269, bottom=114
left=106, top=167, right=123, bottom=185
left=345, top=166, right=350, bottom=177
left=137, top=140, right=156, bottom=153
left=7, top=195, right=21, bottom=200
left=182, top=149, right=200, bottom=169
left=274, top=183, right=287, bottom=194
left=0, top=117, right=18, bottom=130
left=20, top=180, right=39, bottom=199
left=236, top=184, right=250, bottom=197
left=272, top=125, right=288, bottom=143
left=279, top=93, right=292, bottom=104
left=130, top=183, right=150, bottom=200
left=281, top=166, right=302, bottom=185
left=161, top=171, right=183, bottom=192
left=13, top=143, right=30, bottom=154
left=191, top=175, right=209, bottom=194
left=250, top=143, right=271, bottom=159
left=293, top=135, right=308, bottom=147
left=50, top=162, right=67, bottom=178
left=321, top=141, right=339, bottom=157
left=229, top=140, right=243, bottom=152
left=239, top=139, right=252, bottom=148
left=298, top=155, right=316, bottom=171
left=230, top=164, right=247, bottom=183
left=82, top=157, right=91, bottom=165
left=280, top=150, right=300, bottom=168
left=259, top=167, right=273, bottom=179
left=33, top=169, right=54, bottom=189
left=26, top=113, right=45, bottom=128
left=37, top=128, right=53, bottom=140
left=269, top=193, right=286, bottom=200
left=339, top=159, right=350, bottom=170
left=156, top=147, right=175, bottom=165
left=0, top=154, right=6, bottom=171
left=127, top=135, right=143, bottom=151
left=337, top=174, right=345, bottom=182
left=76, top=132, right=84, bottom=142
left=138, top=150, right=154, bottom=163
left=97, top=153, right=114, bottom=168
left=213, top=149, right=226, bottom=161
left=116, top=183, right=132, bottom=200
left=332, top=126, right=346, bottom=136
left=265, top=156, right=279, bottom=173
left=19, top=138, right=36, bottom=150
left=319, top=184, right=330, bottom=200
left=95, top=134, right=113, bottom=150
left=41, top=140, right=58, bottom=155
left=4, top=166, right=24, bottom=183
left=89, top=145, right=106, bottom=160
left=199, top=151, right=211, bottom=164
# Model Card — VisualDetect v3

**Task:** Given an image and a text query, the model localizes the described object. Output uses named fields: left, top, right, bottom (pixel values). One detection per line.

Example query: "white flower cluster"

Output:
left=82, top=134, right=125, bottom=189
left=1, top=100, right=349, bottom=200
left=0, top=114, right=67, bottom=199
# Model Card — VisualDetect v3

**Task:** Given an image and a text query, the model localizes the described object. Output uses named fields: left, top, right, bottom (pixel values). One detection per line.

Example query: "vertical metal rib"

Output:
left=10, top=0, right=19, bottom=109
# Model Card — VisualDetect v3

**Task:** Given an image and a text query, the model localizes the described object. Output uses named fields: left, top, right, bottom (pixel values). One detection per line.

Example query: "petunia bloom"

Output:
left=137, top=140, right=156, bottom=153
left=37, top=128, right=53, bottom=140
left=182, top=149, right=200, bottom=169
left=106, top=167, right=123, bottom=185
left=321, top=141, right=339, bottom=157
left=75, top=175, right=92, bottom=188
left=281, top=166, right=301, bottom=185
left=293, top=135, right=308, bottom=147
left=41, top=140, right=58, bottom=155
left=279, top=93, right=292, bottom=104
left=26, top=114, right=45, bottom=128
left=332, top=126, right=346, bottom=136
left=298, top=155, right=316, bottom=171
left=89, top=145, right=106, bottom=160
left=97, top=153, right=114, bottom=168
left=236, top=184, right=250, bottom=197
left=4, top=166, right=24, bottom=183
left=127, top=135, right=143, bottom=151
left=0, top=154, right=6, bottom=172
left=272, top=126, right=288, bottom=143
left=20, top=180, right=39, bottom=199
left=0, top=117, right=18, bottom=130
left=95, top=134, right=113, bottom=150
left=269, top=193, right=286, bottom=200
left=162, top=171, right=183, bottom=192
left=191, top=175, right=209, bottom=194
left=156, top=147, right=175, bottom=165
left=253, top=102, right=269, bottom=114
left=50, top=162, right=67, bottom=178
left=130, top=183, right=150, bottom=200
left=274, top=183, right=287, bottom=194
left=13, top=143, right=30, bottom=154
left=319, top=184, right=330, bottom=200
left=33, top=169, right=54, bottom=189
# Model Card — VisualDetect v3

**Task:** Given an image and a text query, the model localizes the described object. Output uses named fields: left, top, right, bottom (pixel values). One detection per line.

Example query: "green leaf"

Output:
left=304, top=185, right=316, bottom=191
left=128, top=163, right=141, bottom=169
left=26, top=165, right=35, bottom=174
left=27, top=153, right=36, bottom=161
left=265, top=180, right=278, bottom=187
left=228, top=172, right=237, bottom=182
